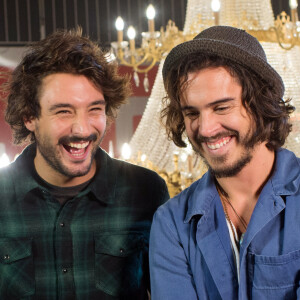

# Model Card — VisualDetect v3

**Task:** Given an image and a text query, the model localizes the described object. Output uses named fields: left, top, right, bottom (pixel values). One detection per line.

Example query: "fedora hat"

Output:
left=162, top=26, right=284, bottom=97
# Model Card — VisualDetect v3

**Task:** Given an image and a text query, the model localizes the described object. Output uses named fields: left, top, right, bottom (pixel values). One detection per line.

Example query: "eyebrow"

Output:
left=48, top=99, right=106, bottom=112
left=181, top=97, right=235, bottom=111
left=89, top=100, right=106, bottom=106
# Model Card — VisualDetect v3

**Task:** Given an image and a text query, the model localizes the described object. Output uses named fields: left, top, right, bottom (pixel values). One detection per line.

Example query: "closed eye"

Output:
left=214, top=106, right=230, bottom=113
left=56, top=110, right=72, bottom=114
left=89, top=106, right=105, bottom=113
left=184, top=111, right=199, bottom=120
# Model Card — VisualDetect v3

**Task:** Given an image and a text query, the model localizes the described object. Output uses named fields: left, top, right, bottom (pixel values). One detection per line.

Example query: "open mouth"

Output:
left=62, top=141, right=90, bottom=157
left=206, top=136, right=231, bottom=150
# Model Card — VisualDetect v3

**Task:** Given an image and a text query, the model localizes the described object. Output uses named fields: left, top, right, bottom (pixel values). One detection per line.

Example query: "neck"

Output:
left=217, top=143, right=275, bottom=201
left=216, top=143, right=275, bottom=231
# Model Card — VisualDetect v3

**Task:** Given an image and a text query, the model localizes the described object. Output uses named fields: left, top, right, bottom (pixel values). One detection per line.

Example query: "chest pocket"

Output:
left=94, top=232, right=146, bottom=297
left=0, top=237, right=35, bottom=298
left=248, top=249, right=300, bottom=299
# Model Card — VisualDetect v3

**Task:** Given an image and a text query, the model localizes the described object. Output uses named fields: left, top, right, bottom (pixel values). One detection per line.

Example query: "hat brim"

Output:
left=162, top=38, right=284, bottom=97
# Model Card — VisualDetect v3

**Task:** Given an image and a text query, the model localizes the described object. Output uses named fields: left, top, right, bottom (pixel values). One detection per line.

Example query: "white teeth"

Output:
left=207, top=137, right=230, bottom=150
left=68, top=142, right=89, bottom=149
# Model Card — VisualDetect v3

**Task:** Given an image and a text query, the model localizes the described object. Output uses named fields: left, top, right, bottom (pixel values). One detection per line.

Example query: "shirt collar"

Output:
left=11, top=144, right=118, bottom=204
left=184, top=148, right=300, bottom=223
left=184, top=171, right=218, bottom=223
left=270, top=148, right=300, bottom=196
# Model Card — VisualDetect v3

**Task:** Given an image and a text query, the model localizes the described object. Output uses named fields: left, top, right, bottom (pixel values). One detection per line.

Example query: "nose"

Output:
left=71, top=115, right=90, bottom=136
left=194, top=112, right=220, bottom=138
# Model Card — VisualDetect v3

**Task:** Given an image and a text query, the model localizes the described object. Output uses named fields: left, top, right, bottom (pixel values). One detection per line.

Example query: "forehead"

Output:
left=39, top=73, right=104, bottom=104
left=182, top=66, right=242, bottom=103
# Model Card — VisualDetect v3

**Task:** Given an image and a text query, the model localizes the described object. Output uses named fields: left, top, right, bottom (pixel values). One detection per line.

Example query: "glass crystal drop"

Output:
left=143, top=74, right=149, bottom=92
left=133, top=71, right=140, bottom=87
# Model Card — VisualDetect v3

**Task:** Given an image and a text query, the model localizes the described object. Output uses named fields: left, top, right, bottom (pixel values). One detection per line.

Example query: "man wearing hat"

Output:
left=149, top=26, right=299, bottom=299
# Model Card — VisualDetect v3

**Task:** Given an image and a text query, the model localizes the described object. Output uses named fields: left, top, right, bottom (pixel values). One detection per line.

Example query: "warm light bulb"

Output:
left=127, top=26, right=136, bottom=40
left=211, top=0, right=221, bottom=12
left=290, top=0, right=298, bottom=9
left=0, top=153, right=10, bottom=168
left=108, top=140, right=114, bottom=158
left=105, top=51, right=116, bottom=62
left=115, top=16, right=124, bottom=31
left=121, top=143, right=131, bottom=160
left=180, top=152, right=188, bottom=162
left=141, top=154, right=147, bottom=162
left=146, top=4, right=156, bottom=20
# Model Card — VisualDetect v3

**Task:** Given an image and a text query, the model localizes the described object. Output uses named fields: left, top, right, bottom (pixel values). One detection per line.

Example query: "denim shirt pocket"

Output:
left=248, top=249, right=300, bottom=299
left=94, top=232, right=145, bottom=297
left=0, top=237, right=35, bottom=298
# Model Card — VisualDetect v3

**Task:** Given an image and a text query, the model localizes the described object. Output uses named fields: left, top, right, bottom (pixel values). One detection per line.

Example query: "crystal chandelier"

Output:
left=112, top=0, right=300, bottom=195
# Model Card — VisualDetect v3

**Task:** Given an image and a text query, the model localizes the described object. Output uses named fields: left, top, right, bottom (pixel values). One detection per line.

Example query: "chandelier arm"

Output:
left=134, top=60, right=158, bottom=73
left=270, top=27, right=296, bottom=50
left=117, top=52, right=160, bottom=73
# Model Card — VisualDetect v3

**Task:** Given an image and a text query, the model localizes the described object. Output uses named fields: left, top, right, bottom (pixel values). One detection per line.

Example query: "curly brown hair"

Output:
left=162, top=54, right=295, bottom=151
left=5, top=28, right=131, bottom=144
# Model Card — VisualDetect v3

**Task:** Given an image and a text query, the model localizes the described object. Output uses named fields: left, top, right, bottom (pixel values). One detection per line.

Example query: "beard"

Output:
left=35, top=127, right=103, bottom=179
left=189, top=126, right=256, bottom=178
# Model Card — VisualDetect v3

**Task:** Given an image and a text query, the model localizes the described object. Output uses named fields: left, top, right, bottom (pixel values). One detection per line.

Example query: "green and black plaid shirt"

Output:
left=0, top=144, right=169, bottom=300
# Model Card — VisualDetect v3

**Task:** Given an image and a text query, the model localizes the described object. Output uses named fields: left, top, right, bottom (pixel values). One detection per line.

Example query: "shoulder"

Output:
left=154, top=176, right=202, bottom=226
left=0, top=144, right=35, bottom=190
left=114, top=158, right=164, bottom=182
left=114, top=158, right=169, bottom=198
left=154, top=171, right=214, bottom=223
left=95, top=148, right=169, bottom=205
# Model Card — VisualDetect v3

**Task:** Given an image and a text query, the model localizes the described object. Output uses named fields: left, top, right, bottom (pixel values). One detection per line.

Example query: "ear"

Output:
left=24, top=117, right=37, bottom=132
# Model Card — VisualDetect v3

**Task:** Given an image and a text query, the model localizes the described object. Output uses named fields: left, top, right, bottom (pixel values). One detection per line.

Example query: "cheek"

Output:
left=91, top=115, right=107, bottom=131
left=51, top=120, right=72, bottom=135
left=184, top=119, right=198, bottom=138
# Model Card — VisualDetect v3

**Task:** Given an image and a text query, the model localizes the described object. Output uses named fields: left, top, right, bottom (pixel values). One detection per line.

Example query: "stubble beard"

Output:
left=35, top=129, right=104, bottom=179
left=189, top=126, right=256, bottom=178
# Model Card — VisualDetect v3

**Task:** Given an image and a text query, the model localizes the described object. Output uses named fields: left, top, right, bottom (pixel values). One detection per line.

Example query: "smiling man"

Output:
left=0, top=29, right=169, bottom=299
left=149, top=26, right=300, bottom=299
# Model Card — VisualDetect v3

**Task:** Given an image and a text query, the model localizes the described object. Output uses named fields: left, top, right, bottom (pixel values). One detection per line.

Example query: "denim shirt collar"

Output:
left=270, top=148, right=300, bottom=196
left=184, top=171, right=218, bottom=223
left=184, top=148, right=300, bottom=224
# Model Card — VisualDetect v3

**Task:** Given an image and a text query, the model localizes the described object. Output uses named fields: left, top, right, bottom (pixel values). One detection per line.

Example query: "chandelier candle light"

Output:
left=290, top=0, right=299, bottom=22
left=115, top=16, right=124, bottom=44
left=147, top=4, right=156, bottom=34
left=211, top=0, right=221, bottom=25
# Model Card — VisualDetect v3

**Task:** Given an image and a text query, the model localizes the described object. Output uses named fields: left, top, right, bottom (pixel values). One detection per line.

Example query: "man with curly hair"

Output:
left=150, top=26, right=299, bottom=299
left=0, top=28, right=168, bottom=299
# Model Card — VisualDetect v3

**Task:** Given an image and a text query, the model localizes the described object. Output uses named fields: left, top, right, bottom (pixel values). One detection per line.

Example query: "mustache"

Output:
left=58, top=133, right=97, bottom=145
left=194, top=129, right=239, bottom=144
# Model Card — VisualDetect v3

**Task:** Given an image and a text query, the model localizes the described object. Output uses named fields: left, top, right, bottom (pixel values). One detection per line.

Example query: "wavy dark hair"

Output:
left=5, top=28, right=131, bottom=144
left=161, top=53, right=295, bottom=150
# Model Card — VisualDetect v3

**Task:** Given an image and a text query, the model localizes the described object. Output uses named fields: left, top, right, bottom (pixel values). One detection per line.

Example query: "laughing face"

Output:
left=25, top=73, right=106, bottom=186
left=181, top=66, right=256, bottom=178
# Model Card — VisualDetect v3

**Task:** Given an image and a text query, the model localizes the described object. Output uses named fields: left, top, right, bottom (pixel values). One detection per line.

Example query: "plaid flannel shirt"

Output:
left=0, top=144, right=169, bottom=300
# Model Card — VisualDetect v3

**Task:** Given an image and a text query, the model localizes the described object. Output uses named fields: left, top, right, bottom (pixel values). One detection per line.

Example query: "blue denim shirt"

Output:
left=150, top=148, right=300, bottom=299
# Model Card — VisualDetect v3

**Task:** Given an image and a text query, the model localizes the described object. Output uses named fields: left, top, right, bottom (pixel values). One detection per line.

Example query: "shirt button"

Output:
left=120, top=248, right=125, bottom=254
left=3, top=254, right=9, bottom=260
left=60, top=223, right=65, bottom=227
left=62, top=268, right=68, bottom=274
